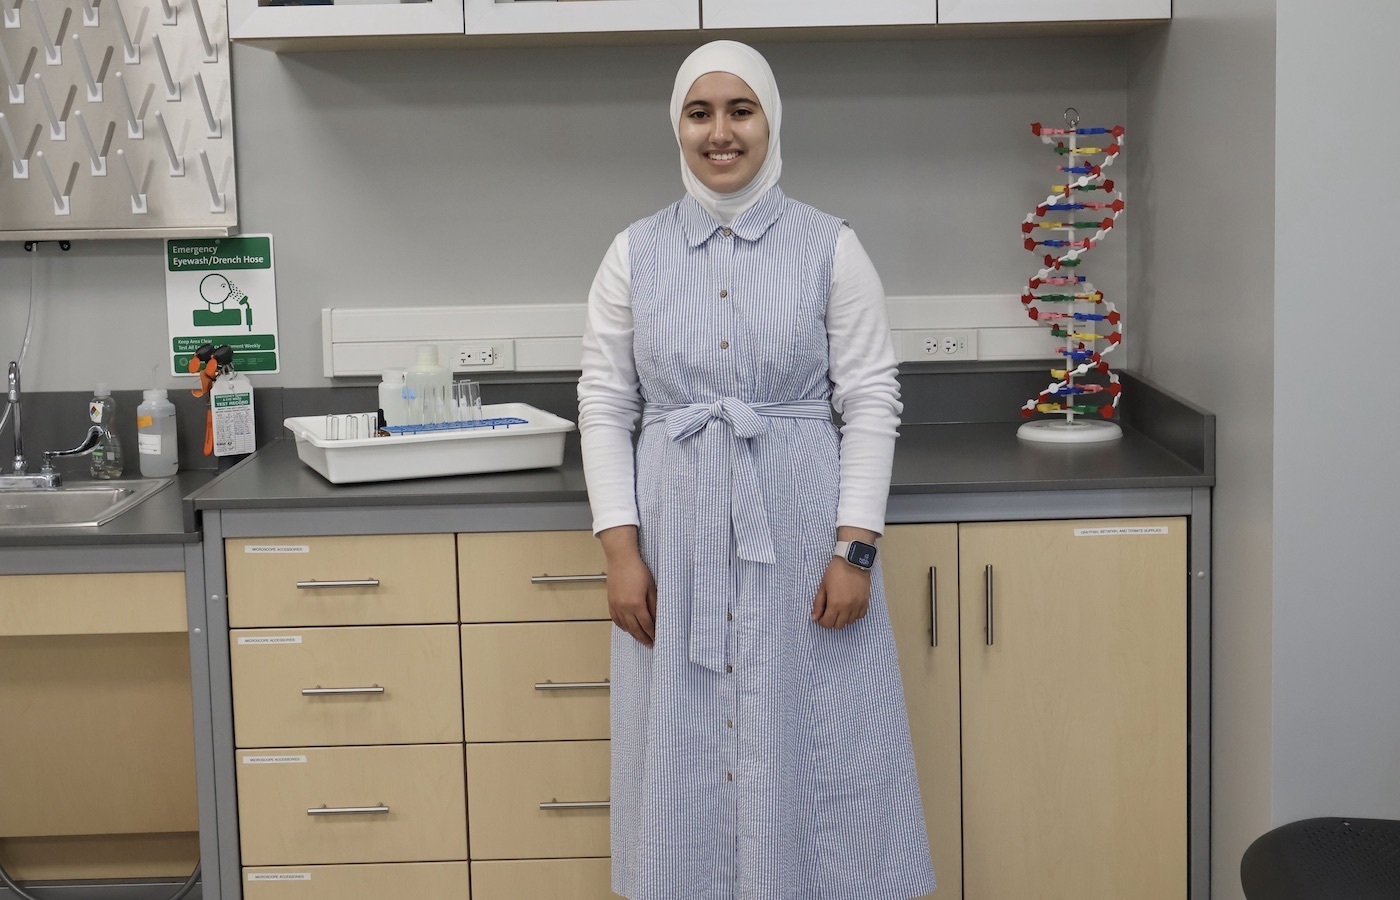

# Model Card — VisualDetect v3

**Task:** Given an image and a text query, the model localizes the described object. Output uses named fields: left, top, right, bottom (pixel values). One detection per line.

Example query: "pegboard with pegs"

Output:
left=0, top=0, right=237, bottom=240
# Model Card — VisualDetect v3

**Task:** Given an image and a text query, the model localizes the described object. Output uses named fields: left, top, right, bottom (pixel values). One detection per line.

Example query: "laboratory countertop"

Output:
left=190, top=419, right=1210, bottom=514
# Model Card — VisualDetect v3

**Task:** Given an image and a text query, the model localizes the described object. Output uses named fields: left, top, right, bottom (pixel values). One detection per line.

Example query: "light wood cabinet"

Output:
left=703, top=0, right=936, bottom=29
left=938, top=0, right=1170, bottom=23
left=0, top=572, right=198, bottom=880
left=884, top=517, right=1188, bottom=900
left=462, top=621, right=611, bottom=742
left=458, top=531, right=609, bottom=623
left=227, top=530, right=613, bottom=897
left=242, top=862, right=471, bottom=900
left=231, top=625, right=464, bottom=748
left=225, top=534, right=458, bottom=627
left=235, top=743, right=468, bottom=866
left=466, top=740, right=612, bottom=861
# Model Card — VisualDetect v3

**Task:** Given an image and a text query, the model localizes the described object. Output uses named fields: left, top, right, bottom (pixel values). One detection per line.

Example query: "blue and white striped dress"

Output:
left=610, top=186, right=935, bottom=900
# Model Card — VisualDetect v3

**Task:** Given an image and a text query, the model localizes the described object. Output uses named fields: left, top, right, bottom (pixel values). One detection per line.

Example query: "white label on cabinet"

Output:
left=237, top=635, right=303, bottom=645
left=245, top=544, right=310, bottom=553
left=242, top=755, right=308, bottom=765
left=1075, top=526, right=1170, bottom=537
left=248, top=873, right=312, bottom=881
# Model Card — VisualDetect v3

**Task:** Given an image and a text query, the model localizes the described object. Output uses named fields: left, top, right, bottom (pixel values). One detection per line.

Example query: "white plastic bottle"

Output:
left=404, top=346, right=451, bottom=426
left=88, top=383, right=124, bottom=479
left=377, top=369, right=408, bottom=428
left=136, top=388, right=179, bottom=477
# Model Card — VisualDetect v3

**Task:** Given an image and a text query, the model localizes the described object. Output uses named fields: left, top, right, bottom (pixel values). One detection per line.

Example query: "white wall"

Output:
left=1127, top=3, right=1277, bottom=898
left=0, top=37, right=1126, bottom=390
left=1273, top=0, right=1400, bottom=823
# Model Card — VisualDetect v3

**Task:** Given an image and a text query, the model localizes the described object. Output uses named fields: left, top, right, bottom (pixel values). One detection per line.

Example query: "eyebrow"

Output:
left=684, top=97, right=759, bottom=110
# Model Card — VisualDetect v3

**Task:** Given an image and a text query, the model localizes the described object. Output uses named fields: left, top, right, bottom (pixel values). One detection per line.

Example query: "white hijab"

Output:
left=669, top=41, right=783, bottom=226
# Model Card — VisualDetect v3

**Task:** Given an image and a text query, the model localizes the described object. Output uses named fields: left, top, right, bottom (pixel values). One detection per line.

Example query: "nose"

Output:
left=710, top=113, right=732, bottom=145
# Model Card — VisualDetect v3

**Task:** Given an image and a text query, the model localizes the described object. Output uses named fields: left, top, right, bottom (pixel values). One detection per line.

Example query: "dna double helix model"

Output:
left=1017, top=110, right=1126, bottom=443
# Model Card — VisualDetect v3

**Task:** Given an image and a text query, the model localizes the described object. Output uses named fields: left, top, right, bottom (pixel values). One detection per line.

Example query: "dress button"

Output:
left=719, top=289, right=728, bottom=298
left=727, top=720, right=733, bottom=728
left=722, top=228, right=732, bottom=237
left=727, top=611, right=733, bottom=620
left=720, top=341, right=729, bottom=350
left=726, top=665, right=733, bottom=673
left=727, top=772, right=733, bottom=781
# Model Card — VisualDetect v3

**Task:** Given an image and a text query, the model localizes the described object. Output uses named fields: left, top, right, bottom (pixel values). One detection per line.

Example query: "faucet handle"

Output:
left=43, top=425, right=104, bottom=466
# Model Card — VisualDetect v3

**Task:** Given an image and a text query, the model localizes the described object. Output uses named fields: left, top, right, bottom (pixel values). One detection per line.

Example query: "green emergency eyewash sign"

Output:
left=165, top=235, right=281, bottom=375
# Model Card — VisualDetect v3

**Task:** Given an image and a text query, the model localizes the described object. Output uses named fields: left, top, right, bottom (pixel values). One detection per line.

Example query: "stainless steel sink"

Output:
left=0, top=479, right=174, bottom=529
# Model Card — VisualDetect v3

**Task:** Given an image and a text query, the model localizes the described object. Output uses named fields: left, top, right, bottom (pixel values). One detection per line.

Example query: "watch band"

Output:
left=833, top=540, right=854, bottom=560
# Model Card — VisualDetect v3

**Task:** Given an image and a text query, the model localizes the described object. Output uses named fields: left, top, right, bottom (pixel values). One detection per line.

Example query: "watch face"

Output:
left=847, top=540, right=877, bottom=569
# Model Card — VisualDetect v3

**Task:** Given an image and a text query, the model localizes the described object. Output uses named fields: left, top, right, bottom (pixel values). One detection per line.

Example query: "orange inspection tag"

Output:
left=137, top=415, right=154, bottom=428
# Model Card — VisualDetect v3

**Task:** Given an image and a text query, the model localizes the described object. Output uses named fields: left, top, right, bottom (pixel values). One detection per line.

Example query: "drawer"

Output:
left=236, top=744, right=467, bottom=866
left=242, top=862, right=470, bottom=900
left=231, top=626, right=463, bottom=748
left=0, top=573, right=186, bottom=636
left=466, top=741, right=610, bottom=860
left=462, top=622, right=610, bottom=742
left=471, top=858, right=613, bottom=899
left=458, top=531, right=608, bottom=623
left=226, top=535, right=457, bottom=628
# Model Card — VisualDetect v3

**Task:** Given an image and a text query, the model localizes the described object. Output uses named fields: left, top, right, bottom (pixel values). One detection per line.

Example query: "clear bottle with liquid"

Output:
left=136, top=388, right=179, bottom=477
left=88, top=383, right=124, bottom=479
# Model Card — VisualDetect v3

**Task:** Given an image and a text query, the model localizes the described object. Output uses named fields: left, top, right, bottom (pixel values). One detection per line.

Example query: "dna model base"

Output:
left=1018, top=418, right=1122, bottom=444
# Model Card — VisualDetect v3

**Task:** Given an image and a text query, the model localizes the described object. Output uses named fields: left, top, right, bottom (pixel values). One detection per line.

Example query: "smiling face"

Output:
left=679, top=72, right=770, bottom=194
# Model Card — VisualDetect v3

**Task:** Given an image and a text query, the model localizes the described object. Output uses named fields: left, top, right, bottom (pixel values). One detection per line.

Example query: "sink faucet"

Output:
left=7, top=361, right=23, bottom=475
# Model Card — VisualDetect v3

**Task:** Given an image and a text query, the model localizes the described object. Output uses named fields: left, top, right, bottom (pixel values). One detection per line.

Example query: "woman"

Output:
left=578, top=40, right=935, bottom=900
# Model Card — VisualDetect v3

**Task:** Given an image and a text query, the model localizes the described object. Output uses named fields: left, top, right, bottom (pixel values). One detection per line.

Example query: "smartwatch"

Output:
left=833, top=539, right=877, bottom=571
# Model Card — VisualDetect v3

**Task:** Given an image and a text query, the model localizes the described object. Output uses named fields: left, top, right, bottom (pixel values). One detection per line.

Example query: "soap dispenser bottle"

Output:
left=88, top=383, right=124, bottom=479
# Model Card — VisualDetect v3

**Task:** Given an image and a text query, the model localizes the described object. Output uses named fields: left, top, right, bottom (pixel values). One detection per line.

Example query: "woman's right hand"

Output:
left=599, top=526, right=657, bottom=648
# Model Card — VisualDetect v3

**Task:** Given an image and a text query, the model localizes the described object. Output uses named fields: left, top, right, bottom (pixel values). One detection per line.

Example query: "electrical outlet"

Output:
left=451, top=341, right=513, bottom=371
left=904, top=329, right=978, bottom=362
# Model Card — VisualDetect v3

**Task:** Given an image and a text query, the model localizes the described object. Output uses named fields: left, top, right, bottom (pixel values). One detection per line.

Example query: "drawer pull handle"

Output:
left=307, top=804, right=390, bottom=816
left=296, top=578, right=381, bottom=590
left=539, top=799, right=610, bottom=810
left=301, top=685, right=386, bottom=696
left=534, top=680, right=611, bottom=691
left=530, top=574, right=608, bottom=585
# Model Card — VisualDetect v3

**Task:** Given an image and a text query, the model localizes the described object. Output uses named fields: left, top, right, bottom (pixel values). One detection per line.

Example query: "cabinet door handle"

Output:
left=534, top=680, right=610, bottom=691
left=295, top=578, right=380, bottom=590
left=307, top=804, right=390, bottom=816
left=928, top=566, right=938, bottom=648
left=984, top=564, right=995, bottom=646
left=530, top=574, right=607, bottom=584
left=301, top=686, right=385, bottom=696
left=539, top=800, right=610, bottom=810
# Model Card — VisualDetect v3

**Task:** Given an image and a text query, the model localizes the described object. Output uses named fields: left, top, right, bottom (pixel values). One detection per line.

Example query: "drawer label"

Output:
left=242, top=755, right=308, bottom=765
left=245, top=544, right=310, bottom=553
left=237, top=635, right=303, bottom=645
left=248, top=873, right=311, bottom=881
left=1075, top=526, right=1170, bottom=537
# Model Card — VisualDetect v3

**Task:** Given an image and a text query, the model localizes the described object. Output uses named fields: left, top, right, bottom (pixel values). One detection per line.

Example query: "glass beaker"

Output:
left=454, top=380, right=482, bottom=422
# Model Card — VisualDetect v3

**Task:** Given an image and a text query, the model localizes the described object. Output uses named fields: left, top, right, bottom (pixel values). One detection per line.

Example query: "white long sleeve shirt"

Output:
left=577, top=224, right=903, bottom=537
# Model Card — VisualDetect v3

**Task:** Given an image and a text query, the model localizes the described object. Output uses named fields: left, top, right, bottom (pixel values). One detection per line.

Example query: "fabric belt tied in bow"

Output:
left=642, top=398, right=833, bottom=673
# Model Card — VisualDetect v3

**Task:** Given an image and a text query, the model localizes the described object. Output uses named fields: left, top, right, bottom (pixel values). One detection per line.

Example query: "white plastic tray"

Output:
left=284, top=402, right=576, bottom=484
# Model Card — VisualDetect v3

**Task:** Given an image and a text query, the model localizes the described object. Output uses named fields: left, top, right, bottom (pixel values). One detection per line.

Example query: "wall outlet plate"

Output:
left=451, top=341, right=514, bottom=371
left=902, top=329, right=979, bottom=361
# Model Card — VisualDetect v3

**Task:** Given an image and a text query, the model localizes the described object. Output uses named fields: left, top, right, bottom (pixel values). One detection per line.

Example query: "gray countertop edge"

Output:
left=0, top=469, right=217, bottom=548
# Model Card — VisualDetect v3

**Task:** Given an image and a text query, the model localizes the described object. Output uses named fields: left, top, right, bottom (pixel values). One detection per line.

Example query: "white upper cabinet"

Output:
left=228, top=0, right=465, bottom=41
left=938, top=0, right=1169, bottom=24
left=702, top=0, right=935, bottom=29
left=464, top=0, right=698, bottom=35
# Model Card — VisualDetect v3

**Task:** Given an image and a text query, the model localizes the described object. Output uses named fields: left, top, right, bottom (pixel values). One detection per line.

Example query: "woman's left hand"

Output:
left=811, top=558, right=871, bottom=630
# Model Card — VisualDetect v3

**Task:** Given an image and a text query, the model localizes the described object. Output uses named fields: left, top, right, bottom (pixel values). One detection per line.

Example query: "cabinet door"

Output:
left=464, top=0, right=697, bottom=36
left=958, top=518, right=1187, bottom=900
left=228, top=0, right=465, bottom=41
left=881, top=524, right=961, bottom=900
left=939, top=0, right=1169, bottom=24
left=703, top=0, right=935, bottom=29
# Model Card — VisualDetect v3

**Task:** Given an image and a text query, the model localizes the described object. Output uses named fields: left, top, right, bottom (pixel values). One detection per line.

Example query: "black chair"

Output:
left=1241, top=817, right=1400, bottom=899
